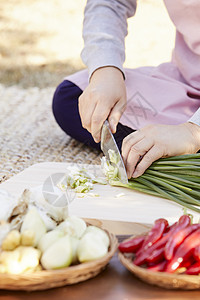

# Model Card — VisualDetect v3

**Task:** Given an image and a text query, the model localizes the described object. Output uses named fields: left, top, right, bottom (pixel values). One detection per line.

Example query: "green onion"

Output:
left=102, top=153, right=200, bottom=213
left=59, top=166, right=106, bottom=194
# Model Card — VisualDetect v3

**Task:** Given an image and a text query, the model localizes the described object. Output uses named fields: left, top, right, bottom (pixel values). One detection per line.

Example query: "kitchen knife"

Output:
left=101, top=120, right=128, bottom=184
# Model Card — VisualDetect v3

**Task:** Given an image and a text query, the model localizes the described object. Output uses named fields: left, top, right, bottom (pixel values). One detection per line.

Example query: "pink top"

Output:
left=66, top=0, right=200, bottom=130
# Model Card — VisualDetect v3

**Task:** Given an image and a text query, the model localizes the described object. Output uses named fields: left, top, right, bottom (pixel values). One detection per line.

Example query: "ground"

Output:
left=0, top=0, right=175, bottom=88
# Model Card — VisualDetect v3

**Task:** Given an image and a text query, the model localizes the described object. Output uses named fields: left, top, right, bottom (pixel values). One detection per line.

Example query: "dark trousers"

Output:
left=52, top=80, right=134, bottom=152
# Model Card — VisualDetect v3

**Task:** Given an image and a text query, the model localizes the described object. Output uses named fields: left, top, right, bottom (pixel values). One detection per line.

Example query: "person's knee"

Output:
left=53, top=81, right=73, bottom=119
left=52, top=80, right=101, bottom=150
left=52, top=80, right=83, bottom=135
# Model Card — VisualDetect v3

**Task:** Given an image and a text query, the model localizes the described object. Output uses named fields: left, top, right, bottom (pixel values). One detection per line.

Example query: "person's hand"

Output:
left=78, top=66, right=127, bottom=143
left=122, top=122, right=200, bottom=178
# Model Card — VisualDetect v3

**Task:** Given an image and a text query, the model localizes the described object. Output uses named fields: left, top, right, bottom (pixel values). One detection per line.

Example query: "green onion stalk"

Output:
left=101, top=151, right=200, bottom=213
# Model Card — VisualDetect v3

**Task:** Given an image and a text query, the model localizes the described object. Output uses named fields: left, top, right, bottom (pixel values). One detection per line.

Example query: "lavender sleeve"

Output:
left=81, top=0, right=137, bottom=78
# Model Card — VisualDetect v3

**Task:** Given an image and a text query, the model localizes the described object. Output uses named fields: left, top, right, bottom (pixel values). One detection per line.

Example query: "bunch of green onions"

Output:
left=103, top=152, right=200, bottom=213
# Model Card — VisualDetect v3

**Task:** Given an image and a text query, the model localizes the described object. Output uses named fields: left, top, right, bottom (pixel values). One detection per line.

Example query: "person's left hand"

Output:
left=122, top=122, right=200, bottom=179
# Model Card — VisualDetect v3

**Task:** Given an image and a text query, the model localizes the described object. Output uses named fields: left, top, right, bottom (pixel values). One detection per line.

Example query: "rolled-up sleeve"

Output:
left=81, top=0, right=137, bottom=78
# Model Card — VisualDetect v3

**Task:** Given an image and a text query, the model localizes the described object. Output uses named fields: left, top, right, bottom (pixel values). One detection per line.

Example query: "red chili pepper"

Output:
left=193, top=245, right=200, bottom=261
left=137, top=218, right=168, bottom=255
left=147, top=260, right=167, bottom=272
left=167, top=221, right=178, bottom=231
left=118, top=236, right=145, bottom=253
left=165, top=228, right=200, bottom=273
left=176, top=214, right=191, bottom=227
left=181, top=256, right=195, bottom=269
left=164, top=224, right=200, bottom=261
left=185, top=261, right=200, bottom=275
left=134, top=233, right=168, bottom=266
left=146, top=247, right=164, bottom=264
left=134, top=215, right=190, bottom=266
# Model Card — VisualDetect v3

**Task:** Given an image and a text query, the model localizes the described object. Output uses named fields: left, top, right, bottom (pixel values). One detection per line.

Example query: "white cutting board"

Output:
left=1, top=162, right=199, bottom=227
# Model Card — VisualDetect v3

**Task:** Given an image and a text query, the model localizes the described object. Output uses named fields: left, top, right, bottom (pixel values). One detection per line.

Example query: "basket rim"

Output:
left=118, top=234, right=200, bottom=289
left=118, top=251, right=200, bottom=280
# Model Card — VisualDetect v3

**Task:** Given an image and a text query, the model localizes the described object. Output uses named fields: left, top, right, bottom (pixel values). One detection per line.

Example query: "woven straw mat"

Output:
left=0, top=84, right=102, bottom=184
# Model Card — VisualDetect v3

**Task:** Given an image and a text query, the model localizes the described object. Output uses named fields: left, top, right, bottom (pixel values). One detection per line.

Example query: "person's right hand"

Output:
left=78, top=66, right=127, bottom=143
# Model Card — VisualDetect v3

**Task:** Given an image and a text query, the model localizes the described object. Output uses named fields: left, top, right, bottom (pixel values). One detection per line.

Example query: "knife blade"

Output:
left=101, top=120, right=128, bottom=184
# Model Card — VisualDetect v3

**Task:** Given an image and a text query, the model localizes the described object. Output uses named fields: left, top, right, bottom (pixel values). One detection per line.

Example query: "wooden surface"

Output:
left=1, top=162, right=199, bottom=227
left=0, top=249, right=200, bottom=300
left=0, top=162, right=200, bottom=298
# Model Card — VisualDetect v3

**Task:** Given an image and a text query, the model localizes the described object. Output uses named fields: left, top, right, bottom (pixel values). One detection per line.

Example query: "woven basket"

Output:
left=0, top=229, right=118, bottom=291
left=118, top=235, right=200, bottom=290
